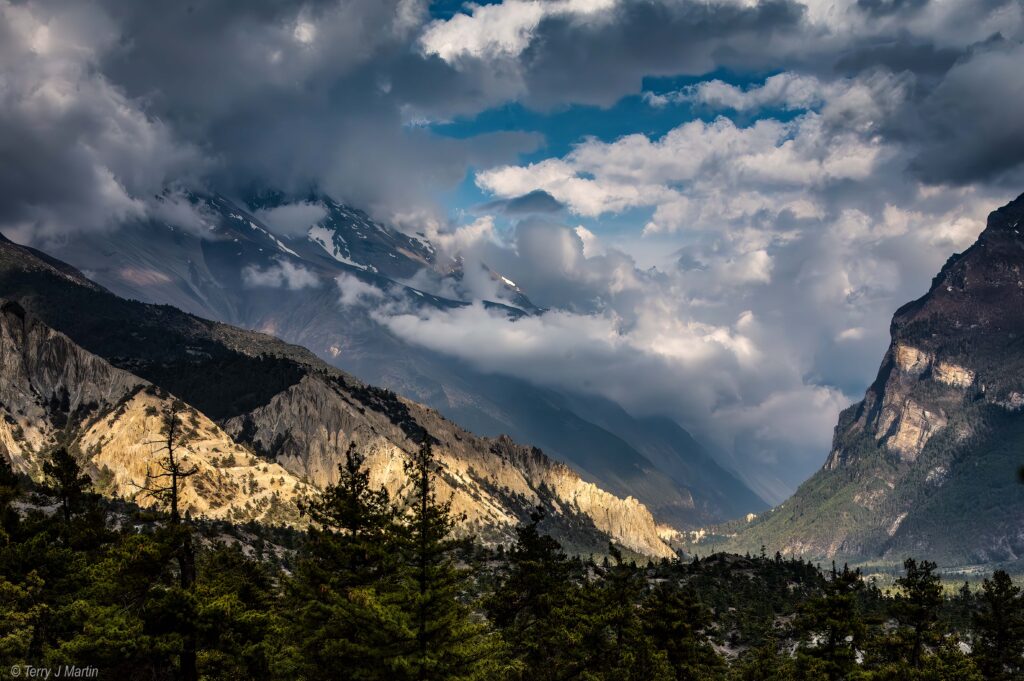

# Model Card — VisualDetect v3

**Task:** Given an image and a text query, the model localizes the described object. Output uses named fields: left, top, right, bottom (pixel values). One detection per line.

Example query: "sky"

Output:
left=2, top=0, right=1024, bottom=500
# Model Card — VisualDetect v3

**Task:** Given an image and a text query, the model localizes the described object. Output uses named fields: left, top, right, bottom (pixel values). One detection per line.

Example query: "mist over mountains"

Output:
left=33, top=189, right=765, bottom=530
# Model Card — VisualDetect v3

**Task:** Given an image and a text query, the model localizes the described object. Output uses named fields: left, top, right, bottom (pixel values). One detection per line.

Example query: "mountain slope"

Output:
left=0, top=300, right=311, bottom=525
left=697, top=193, right=1024, bottom=568
left=0, top=233, right=674, bottom=557
left=36, top=190, right=764, bottom=527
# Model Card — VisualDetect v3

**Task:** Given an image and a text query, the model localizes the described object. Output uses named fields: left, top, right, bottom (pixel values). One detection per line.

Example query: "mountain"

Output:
left=0, top=232, right=675, bottom=557
left=37, top=190, right=764, bottom=527
left=696, top=193, right=1024, bottom=569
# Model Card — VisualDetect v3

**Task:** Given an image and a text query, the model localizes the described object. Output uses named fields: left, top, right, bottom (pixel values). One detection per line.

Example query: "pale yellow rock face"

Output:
left=869, top=344, right=973, bottom=460
left=894, top=344, right=931, bottom=374
left=933, top=361, right=974, bottom=388
left=227, top=376, right=676, bottom=558
left=78, top=391, right=311, bottom=525
left=893, top=344, right=973, bottom=389
left=0, top=303, right=144, bottom=473
left=1, top=303, right=676, bottom=558
left=657, top=524, right=683, bottom=543
left=879, top=399, right=947, bottom=462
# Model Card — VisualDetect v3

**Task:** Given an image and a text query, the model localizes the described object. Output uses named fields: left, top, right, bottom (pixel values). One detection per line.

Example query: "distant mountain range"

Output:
left=35, top=190, right=765, bottom=528
left=694, top=193, right=1024, bottom=570
left=0, top=232, right=678, bottom=557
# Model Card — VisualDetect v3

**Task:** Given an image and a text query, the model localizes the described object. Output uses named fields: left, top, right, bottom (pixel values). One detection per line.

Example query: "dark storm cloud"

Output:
left=518, top=0, right=809, bottom=109
left=906, top=40, right=1024, bottom=185
left=855, top=0, right=929, bottom=17
left=0, top=0, right=536, bottom=240
left=0, top=2, right=204, bottom=241
left=422, top=0, right=1024, bottom=186
left=5, top=0, right=1023, bottom=243
left=833, top=40, right=961, bottom=77
left=89, top=0, right=536, bottom=215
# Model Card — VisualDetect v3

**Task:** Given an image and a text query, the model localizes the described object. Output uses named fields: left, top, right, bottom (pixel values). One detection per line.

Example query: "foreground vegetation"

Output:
left=2, top=416, right=1023, bottom=679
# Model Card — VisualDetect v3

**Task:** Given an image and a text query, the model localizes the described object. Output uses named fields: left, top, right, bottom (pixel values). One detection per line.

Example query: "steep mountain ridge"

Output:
left=36, top=190, right=763, bottom=528
left=693, top=193, right=1024, bottom=568
left=0, top=233, right=674, bottom=557
left=0, top=300, right=310, bottom=525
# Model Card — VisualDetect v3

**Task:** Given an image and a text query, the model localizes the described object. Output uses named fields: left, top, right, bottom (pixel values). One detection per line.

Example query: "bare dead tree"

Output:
left=136, top=400, right=200, bottom=681
left=138, top=400, right=199, bottom=524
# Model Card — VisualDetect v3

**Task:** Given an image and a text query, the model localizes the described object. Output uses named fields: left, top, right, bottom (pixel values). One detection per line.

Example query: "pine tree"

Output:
left=0, top=457, right=19, bottom=545
left=972, top=570, right=1024, bottom=680
left=137, top=402, right=200, bottom=681
left=891, top=558, right=944, bottom=668
left=195, top=544, right=280, bottom=680
left=485, top=508, right=580, bottom=680
left=729, top=638, right=798, bottom=681
left=301, top=442, right=397, bottom=585
left=587, top=544, right=672, bottom=680
left=42, top=447, right=92, bottom=527
left=642, top=581, right=726, bottom=680
left=280, top=442, right=406, bottom=680
left=394, top=441, right=506, bottom=680
left=794, top=563, right=865, bottom=680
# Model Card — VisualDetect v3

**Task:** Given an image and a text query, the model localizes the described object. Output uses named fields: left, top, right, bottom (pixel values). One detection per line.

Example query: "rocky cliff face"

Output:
left=0, top=234, right=674, bottom=557
left=223, top=373, right=674, bottom=557
left=0, top=300, right=144, bottom=472
left=823, top=341, right=974, bottom=467
left=826, top=193, right=1024, bottom=470
left=694, top=193, right=1024, bottom=568
left=0, top=301, right=310, bottom=524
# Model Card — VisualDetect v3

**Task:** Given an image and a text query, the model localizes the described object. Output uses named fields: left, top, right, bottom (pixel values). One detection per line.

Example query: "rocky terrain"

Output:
left=690, top=192, right=1024, bottom=569
left=0, top=233, right=674, bottom=557
left=0, top=300, right=310, bottom=525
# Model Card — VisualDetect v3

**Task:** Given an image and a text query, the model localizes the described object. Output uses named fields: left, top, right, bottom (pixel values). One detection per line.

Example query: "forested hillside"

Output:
left=3, top=439, right=1022, bottom=680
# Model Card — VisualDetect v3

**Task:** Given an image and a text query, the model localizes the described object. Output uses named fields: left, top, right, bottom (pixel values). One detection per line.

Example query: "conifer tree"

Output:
left=891, top=558, right=944, bottom=669
left=588, top=544, right=672, bottom=680
left=394, top=440, right=505, bottom=680
left=486, top=508, right=579, bottom=680
left=0, top=457, right=19, bottom=545
left=302, top=442, right=397, bottom=585
left=729, top=637, right=797, bottom=681
left=138, top=401, right=200, bottom=681
left=642, top=581, right=726, bottom=680
left=794, top=563, right=865, bottom=680
left=972, top=569, right=1024, bottom=680
left=281, top=442, right=406, bottom=679
left=195, top=544, right=280, bottom=680
left=42, top=447, right=92, bottom=527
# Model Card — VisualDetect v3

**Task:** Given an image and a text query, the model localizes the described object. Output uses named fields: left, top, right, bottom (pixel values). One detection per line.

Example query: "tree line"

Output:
left=1, top=407, right=1023, bottom=680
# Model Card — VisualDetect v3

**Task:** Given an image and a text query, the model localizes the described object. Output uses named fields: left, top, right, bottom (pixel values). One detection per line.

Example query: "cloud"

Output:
left=477, top=107, right=886, bottom=232
left=148, top=192, right=221, bottom=237
left=242, top=259, right=320, bottom=290
left=907, top=40, right=1024, bottom=184
left=420, top=0, right=616, bottom=62
left=429, top=0, right=809, bottom=109
left=336, top=272, right=387, bottom=306
left=645, top=72, right=834, bottom=111
left=0, top=0, right=542, bottom=243
left=0, top=1, right=202, bottom=243
left=371, top=292, right=844, bottom=498
left=450, top=58, right=1014, bottom=491
left=254, top=202, right=329, bottom=237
